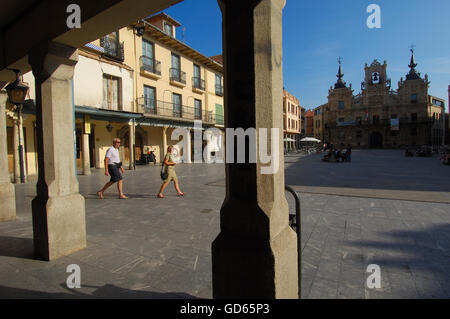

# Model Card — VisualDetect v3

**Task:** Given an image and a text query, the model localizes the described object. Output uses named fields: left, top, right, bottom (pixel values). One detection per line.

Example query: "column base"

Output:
left=0, top=182, right=16, bottom=222
left=212, top=224, right=298, bottom=299
left=32, top=193, right=86, bottom=261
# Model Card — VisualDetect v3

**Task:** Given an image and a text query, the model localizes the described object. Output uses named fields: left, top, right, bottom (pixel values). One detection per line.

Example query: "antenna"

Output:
left=338, top=56, right=343, bottom=65
left=182, top=26, right=186, bottom=43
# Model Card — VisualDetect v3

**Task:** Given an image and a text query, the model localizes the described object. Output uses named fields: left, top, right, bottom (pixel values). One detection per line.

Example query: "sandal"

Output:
left=157, top=194, right=165, bottom=199
left=97, top=191, right=104, bottom=199
left=177, top=193, right=185, bottom=197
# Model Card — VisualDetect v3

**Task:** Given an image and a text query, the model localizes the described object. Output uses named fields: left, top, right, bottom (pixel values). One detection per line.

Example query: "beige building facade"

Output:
left=4, top=12, right=224, bottom=180
left=283, top=89, right=302, bottom=150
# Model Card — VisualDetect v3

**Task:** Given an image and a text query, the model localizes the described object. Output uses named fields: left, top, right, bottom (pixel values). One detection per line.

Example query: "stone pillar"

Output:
left=161, top=126, right=168, bottom=163
left=82, top=133, right=91, bottom=175
left=212, top=0, right=298, bottom=299
left=13, top=118, right=20, bottom=183
left=128, top=120, right=135, bottom=170
left=18, top=114, right=27, bottom=183
left=29, top=41, right=86, bottom=261
left=185, top=128, right=192, bottom=163
left=0, top=92, right=16, bottom=221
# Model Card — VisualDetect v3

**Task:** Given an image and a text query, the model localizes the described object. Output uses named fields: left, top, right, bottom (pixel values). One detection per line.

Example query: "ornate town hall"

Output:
left=322, top=51, right=445, bottom=148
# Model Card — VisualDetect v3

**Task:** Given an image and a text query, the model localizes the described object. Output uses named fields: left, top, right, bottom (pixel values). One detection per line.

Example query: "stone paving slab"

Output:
left=0, top=150, right=449, bottom=298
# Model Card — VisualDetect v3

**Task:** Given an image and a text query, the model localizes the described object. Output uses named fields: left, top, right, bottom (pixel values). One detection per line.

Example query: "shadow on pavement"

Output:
left=0, top=284, right=200, bottom=299
left=0, top=236, right=35, bottom=260
left=347, top=224, right=450, bottom=298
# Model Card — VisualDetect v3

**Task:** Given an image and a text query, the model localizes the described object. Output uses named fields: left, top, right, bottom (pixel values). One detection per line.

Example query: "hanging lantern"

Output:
left=5, top=69, right=29, bottom=106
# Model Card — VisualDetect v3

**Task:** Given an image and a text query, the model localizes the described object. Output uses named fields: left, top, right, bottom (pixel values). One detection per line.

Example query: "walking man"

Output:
left=97, top=138, right=128, bottom=199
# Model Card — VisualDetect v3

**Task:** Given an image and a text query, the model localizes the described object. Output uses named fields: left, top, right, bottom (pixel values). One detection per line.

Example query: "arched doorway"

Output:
left=370, top=132, right=383, bottom=149
left=124, top=131, right=143, bottom=165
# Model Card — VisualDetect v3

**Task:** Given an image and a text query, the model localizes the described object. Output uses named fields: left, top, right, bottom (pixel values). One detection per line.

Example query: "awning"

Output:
left=301, top=137, right=321, bottom=143
left=75, top=105, right=143, bottom=122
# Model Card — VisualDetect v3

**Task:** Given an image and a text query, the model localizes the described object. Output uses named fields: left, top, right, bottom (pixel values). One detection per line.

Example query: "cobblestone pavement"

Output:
left=0, top=150, right=449, bottom=298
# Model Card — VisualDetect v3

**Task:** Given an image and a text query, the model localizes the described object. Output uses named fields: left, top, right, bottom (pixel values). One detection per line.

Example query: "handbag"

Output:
left=160, top=163, right=168, bottom=180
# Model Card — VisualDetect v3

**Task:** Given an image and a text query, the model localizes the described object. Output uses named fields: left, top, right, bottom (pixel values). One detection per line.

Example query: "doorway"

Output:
left=370, top=132, right=383, bottom=149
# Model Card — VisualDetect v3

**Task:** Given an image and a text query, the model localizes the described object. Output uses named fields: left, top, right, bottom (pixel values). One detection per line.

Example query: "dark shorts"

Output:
left=108, top=164, right=123, bottom=183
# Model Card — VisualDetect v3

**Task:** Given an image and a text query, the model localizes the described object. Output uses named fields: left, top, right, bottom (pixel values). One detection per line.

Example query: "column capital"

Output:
left=28, top=41, right=78, bottom=82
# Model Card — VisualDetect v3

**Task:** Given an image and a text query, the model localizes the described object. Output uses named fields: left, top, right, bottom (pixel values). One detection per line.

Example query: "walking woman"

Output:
left=157, top=145, right=184, bottom=198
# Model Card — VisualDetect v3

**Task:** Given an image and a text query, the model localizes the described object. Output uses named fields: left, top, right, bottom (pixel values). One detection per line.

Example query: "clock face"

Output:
left=372, top=72, right=380, bottom=84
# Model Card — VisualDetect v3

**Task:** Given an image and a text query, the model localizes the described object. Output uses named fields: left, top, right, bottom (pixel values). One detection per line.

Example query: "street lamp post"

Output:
left=5, top=69, right=29, bottom=184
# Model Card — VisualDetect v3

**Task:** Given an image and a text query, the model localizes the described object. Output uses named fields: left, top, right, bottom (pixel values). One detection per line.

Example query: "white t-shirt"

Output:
left=105, top=147, right=120, bottom=165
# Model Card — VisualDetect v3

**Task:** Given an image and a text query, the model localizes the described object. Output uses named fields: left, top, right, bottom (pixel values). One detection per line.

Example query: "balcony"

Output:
left=215, top=84, right=224, bottom=96
left=100, top=38, right=124, bottom=62
left=138, top=98, right=217, bottom=124
left=192, top=77, right=205, bottom=92
left=140, top=56, right=161, bottom=79
left=169, top=68, right=186, bottom=87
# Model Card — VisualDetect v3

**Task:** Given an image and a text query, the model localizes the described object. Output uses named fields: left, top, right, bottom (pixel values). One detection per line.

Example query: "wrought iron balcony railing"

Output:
left=192, top=77, right=205, bottom=91
left=100, top=38, right=124, bottom=61
left=215, top=84, right=224, bottom=96
left=170, top=68, right=186, bottom=84
left=140, top=56, right=161, bottom=76
left=138, top=98, right=217, bottom=124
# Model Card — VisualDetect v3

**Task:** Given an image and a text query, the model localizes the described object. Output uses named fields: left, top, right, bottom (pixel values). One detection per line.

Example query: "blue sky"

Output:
left=165, top=0, right=450, bottom=111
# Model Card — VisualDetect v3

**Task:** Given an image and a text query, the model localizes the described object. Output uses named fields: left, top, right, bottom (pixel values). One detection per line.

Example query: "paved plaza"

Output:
left=0, top=150, right=449, bottom=298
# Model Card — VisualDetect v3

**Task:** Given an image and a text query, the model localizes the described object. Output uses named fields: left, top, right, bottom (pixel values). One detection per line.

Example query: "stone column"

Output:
left=212, top=0, right=298, bottom=299
left=13, top=118, right=20, bottom=183
left=82, top=133, right=91, bottom=175
left=29, top=41, right=86, bottom=261
left=128, top=120, right=135, bottom=170
left=18, top=114, right=27, bottom=183
left=161, top=126, right=168, bottom=163
left=0, top=92, right=16, bottom=221
left=185, top=128, right=192, bottom=163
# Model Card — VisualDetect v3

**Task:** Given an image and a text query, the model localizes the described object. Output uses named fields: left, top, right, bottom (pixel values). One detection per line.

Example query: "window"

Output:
left=338, top=118, right=345, bottom=123
left=373, top=115, right=380, bottom=124
left=411, top=113, right=417, bottom=122
left=193, top=64, right=203, bottom=90
left=338, top=101, right=345, bottom=110
left=194, top=99, right=202, bottom=120
left=356, top=131, right=362, bottom=138
left=356, top=117, right=362, bottom=125
left=411, top=128, right=418, bottom=136
left=170, top=53, right=184, bottom=83
left=391, top=114, right=397, bottom=119
left=215, top=74, right=223, bottom=96
left=390, top=131, right=399, bottom=136
left=164, top=22, right=173, bottom=37
left=142, top=39, right=154, bottom=59
left=103, top=74, right=120, bottom=110
left=172, top=93, right=182, bottom=117
left=143, top=86, right=156, bottom=112
left=432, top=99, right=443, bottom=107
left=100, top=31, right=123, bottom=61
left=141, top=39, right=159, bottom=74
left=411, top=94, right=417, bottom=103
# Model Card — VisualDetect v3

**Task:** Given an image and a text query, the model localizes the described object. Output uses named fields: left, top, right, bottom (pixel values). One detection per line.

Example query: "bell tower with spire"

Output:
left=327, top=58, right=353, bottom=112
left=325, top=58, right=354, bottom=141
left=398, top=45, right=429, bottom=106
